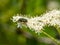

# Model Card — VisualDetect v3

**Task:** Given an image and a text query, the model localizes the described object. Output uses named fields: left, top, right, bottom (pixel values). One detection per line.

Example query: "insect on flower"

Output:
left=12, top=9, right=60, bottom=33
left=18, top=18, right=28, bottom=24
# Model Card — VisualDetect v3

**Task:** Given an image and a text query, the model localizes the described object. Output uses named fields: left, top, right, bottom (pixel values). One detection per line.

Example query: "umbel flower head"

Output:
left=12, top=9, right=60, bottom=33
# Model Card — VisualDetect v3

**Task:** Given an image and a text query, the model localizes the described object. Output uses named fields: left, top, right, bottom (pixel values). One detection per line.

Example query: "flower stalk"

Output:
left=41, top=30, right=60, bottom=45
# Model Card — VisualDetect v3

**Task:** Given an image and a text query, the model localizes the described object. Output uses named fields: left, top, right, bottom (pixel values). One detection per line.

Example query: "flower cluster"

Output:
left=12, top=9, right=60, bottom=33
left=27, top=9, right=60, bottom=33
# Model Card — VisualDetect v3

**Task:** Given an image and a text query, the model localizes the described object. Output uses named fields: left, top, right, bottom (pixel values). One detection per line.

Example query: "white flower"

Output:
left=27, top=19, right=45, bottom=33
left=50, top=19, right=60, bottom=27
left=12, top=14, right=29, bottom=22
left=12, top=9, right=60, bottom=33
left=12, top=15, right=22, bottom=22
left=17, top=23, right=22, bottom=28
left=26, top=9, right=60, bottom=33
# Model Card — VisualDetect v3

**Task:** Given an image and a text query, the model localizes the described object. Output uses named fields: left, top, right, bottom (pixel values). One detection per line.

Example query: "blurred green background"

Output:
left=0, top=0, right=60, bottom=45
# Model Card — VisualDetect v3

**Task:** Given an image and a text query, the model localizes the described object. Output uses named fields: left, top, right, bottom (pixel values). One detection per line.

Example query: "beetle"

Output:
left=16, top=18, right=28, bottom=34
left=18, top=18, right=27, bottom=23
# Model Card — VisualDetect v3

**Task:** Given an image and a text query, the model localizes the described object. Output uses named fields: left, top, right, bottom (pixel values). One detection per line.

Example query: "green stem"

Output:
left=41, top=30, right=60, bottom=45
